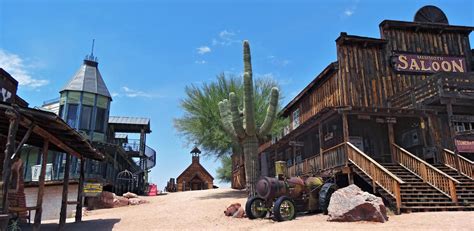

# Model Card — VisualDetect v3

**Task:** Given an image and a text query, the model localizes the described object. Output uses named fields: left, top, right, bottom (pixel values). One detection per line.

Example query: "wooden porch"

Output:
left=0, top=103, right=104, bottom=230
left=260, top=107, right=474, bottom=214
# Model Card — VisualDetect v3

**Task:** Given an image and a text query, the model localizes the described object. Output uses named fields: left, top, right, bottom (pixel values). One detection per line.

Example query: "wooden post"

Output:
left=75, top=157, right=85, bottom=222
left=33, top=139, right=49, bottom=231
left=342, top=113, right=350, bottom=182
left=428, top=115, right=443, bottom=162
left=2, top=110, right=19, bottom=214
left=318, top=125, right=324, bottom=170
left=342, top=113, right=349, bottom=143
left=388, top=123, right=396, bottom=163
left=59, top=154, right=71, bottom=230
left=446, top=102, right=460, bottom=172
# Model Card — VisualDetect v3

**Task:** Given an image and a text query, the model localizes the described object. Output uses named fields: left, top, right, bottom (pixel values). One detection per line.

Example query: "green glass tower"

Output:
left=59, top=54, right=112, bottom=142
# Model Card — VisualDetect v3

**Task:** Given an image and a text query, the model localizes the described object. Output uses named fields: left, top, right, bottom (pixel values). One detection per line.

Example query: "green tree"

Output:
left=216, top=154, right=232, bottom=183
left=174, top=72, right=287, bottom=191
left=174, top=74, right=286, bottom=157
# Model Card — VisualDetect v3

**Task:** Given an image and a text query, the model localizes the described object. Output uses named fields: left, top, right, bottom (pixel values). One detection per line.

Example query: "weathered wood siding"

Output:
left=287, top=22, right=472, bottom=128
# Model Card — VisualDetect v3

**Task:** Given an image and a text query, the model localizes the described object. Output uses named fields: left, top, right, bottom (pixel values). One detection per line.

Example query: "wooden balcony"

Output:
left=389, top=73, right=474, bottom=109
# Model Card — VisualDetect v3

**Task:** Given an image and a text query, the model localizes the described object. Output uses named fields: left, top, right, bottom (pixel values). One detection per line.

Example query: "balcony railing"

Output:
left=389, top=73, right=474, bottom=109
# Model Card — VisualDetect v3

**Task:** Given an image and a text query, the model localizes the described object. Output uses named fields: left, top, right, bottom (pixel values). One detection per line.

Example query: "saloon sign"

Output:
left=392, top=53, right=467, bottom=74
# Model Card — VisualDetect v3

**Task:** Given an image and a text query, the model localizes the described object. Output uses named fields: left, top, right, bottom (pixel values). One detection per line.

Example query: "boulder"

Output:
left=327, top=184, right=388, bottom=223
left=98, top=191, right=116, bottom=208
left=129, top=198, right=148, bottom=205
left=123, top=192, right=138, bottom=199
left=113, top=196, right=130, bottom=207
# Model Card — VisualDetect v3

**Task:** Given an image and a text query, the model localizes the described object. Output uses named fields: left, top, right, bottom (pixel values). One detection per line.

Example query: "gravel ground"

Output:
left=24, top=188, right=474, bottom=231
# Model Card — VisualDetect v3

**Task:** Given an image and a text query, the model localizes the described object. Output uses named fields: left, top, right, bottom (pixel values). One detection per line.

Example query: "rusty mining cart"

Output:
left=245, top=161, right=338, bottom=221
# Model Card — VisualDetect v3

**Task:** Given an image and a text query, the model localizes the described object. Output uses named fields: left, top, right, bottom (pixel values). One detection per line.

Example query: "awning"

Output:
left=0, top=102, right=104, bottom=160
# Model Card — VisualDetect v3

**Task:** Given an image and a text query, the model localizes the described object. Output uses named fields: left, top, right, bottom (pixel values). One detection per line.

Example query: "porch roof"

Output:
left=0, top=102, right=104, bottom=160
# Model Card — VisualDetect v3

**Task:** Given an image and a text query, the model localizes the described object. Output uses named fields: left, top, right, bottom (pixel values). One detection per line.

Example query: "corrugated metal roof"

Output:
left=109, top=116, right=150, bottom=125
left=61, top=59, right=112, bottom=98
left=115, top=133, right=128, bottom=139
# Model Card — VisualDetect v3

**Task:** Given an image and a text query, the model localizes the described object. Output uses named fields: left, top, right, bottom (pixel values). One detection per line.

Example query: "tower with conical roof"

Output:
left=59, top=48, right=112, bottom=142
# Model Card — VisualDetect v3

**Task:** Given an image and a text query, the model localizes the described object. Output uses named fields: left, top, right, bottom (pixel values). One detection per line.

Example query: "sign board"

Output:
left=31, top=164, right=53, bottom=182
left=84, top=182, right=103, bottom=197
left=0, top=69, right=18, bottom=104
left=392, top=53, right=466, bottom=74
left=455, top=139, right=474, bottom=153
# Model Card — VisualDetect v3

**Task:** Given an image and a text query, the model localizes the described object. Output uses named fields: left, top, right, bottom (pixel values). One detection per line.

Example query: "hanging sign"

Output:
left=455, top=139, right=474, bottom=153
left=31, top=164, right=53, bottom=182
left=0, top=69, right=18, bottom=104
left=392, top=53, right=467, bottom=74
left=84, top=182, right=103, bottom=197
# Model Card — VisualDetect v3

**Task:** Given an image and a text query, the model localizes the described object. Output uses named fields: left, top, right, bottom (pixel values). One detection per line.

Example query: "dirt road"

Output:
left=29, top=188, right=474, bottom=230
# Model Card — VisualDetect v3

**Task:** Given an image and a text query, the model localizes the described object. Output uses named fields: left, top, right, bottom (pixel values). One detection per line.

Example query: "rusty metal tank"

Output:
left=256, top=176, right=306, bottom=200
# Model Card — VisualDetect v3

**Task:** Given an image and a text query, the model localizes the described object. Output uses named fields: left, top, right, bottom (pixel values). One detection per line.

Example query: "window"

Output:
left=95, top=108, right=106, bottom=132
left=66, top=104, right=78, bottom=128
left=80, top=105, right=93, bottom=130
left=59, top=105, right=64, bottom=118
left=292, top=108, right=300, bottom=129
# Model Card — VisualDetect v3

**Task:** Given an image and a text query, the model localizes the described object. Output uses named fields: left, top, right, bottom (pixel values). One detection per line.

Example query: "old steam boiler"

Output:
left=245, top=161, right=338, bottom=221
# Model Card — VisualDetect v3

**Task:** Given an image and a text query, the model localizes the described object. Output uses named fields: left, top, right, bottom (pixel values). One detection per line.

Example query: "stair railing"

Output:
left=392, top=143, right=460, bottom=202
left=443, top=149, right=474, bottom=179
left=321, top=143, right=347, bottom=170
left=347, top=142, right=404, bottom=213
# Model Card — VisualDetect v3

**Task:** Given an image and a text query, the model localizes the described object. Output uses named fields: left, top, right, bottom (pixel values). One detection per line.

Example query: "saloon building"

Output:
left=258, top=6, right=474, bottom=213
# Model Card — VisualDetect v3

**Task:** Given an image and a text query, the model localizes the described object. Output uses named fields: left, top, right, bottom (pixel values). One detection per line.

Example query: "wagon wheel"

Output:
left=319, top=183, right=338, bottom=214
left=273, top=196, right=296, bottom=222
left=245, top=196, right=267, bottom=219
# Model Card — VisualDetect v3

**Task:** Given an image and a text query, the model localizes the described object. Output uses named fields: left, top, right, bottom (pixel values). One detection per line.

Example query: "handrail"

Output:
left=321, top=143, right=347, bottom=170
left=322, top=142, right=346, bottom=153
left=347, top=142, right=404, bottom=213
left=443, top=148, right=473, bottom=179
left=392, top=143, right=459, bottom=202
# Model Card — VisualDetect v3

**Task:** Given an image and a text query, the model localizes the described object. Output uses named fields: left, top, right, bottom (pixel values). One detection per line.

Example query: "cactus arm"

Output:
left=243, top=41, right=256, bottom=135
left=229, top=92, right=246, bottom=139
left=218, top=100, right=238, bottom=141
left=258, top=87, right=279, bottom=137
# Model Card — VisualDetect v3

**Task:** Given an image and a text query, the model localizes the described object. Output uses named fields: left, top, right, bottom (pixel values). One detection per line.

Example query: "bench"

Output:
left=9, top=206, right=39, bottom=224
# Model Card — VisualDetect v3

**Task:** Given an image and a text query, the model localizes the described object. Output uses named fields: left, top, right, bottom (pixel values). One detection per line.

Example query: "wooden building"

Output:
left=176, top=147, right=214, bottom=191
left=259, top=6, right=474, bottom=214
left=14, top=52, right=157, bottom=223
left=0, top=68, right=104, bottom=230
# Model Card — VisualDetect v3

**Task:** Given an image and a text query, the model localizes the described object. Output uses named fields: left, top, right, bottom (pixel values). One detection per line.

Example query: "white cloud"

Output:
left=267, top=55, right=290, bottom=67
left=342, top=0, right=359, bottom=17
left=0, top=49, right=49, bottom=88
left=120, top=86, right=161, bottom=99
left=196, top=46, right=211, bottom=54
left=195, top=60, right=207, bottom=64
left=212, top=30, right=240, bottom=46
left=344, top=10, right=354, bottom=16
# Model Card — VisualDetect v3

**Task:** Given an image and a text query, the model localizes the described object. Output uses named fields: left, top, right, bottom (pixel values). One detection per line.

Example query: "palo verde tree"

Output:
left=218, top=41, right=279, bottom=195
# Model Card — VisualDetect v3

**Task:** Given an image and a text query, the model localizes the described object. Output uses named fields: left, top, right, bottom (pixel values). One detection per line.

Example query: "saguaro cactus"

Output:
left=218, top=40, right=279, bottom=195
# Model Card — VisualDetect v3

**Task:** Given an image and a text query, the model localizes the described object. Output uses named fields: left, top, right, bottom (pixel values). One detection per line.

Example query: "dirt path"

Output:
left=28, top=188, right=474, bottom=230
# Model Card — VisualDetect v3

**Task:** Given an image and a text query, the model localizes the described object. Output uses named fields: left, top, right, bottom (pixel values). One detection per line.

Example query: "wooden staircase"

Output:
left=347, top=142, right=474, bottom=213
left=432, top=164, right=474, bottom=207
left=383, top=163, right=472, bottom=212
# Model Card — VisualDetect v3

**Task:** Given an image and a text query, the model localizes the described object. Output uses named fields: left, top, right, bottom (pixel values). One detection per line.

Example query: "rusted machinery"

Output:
left=245, top=161, right=337, bottom=221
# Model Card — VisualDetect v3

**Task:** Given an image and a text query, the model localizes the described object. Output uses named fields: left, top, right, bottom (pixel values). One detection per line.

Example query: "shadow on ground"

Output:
left=197, top=189, right=248, bottom=200
left=20, top=218, right=120, bottom=231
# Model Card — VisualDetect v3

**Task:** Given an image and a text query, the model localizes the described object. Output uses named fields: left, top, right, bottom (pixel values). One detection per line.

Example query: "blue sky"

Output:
left=1, top=0, right=473, bottom=190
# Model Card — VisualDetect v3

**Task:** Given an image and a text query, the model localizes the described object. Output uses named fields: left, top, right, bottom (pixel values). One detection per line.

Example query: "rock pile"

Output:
left=88, top=191, right=149, bottom=210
